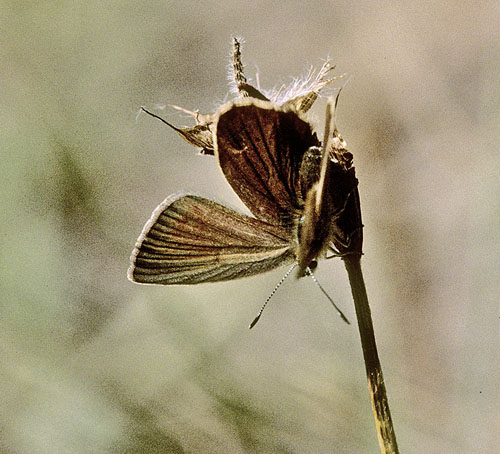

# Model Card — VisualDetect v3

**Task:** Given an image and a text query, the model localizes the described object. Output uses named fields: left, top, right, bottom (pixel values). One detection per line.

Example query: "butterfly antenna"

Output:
left=306, top=268, right=350, bottom=325
left=249, top=264, right=296, bottom=329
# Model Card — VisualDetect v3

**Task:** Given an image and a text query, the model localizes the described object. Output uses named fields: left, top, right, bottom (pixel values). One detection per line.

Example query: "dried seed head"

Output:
left=143, top=38, right=342, bottom=155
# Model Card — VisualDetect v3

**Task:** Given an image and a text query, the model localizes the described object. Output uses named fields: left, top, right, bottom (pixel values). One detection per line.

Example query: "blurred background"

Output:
left=1, top=1, right=499, bottom=453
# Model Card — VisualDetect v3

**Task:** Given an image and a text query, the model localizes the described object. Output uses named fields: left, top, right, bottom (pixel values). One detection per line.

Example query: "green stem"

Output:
left=343, top=255, right=399, bottom=454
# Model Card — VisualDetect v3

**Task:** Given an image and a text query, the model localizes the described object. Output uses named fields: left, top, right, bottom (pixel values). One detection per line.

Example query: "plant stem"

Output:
left=343, top=254, right=399, bottom=454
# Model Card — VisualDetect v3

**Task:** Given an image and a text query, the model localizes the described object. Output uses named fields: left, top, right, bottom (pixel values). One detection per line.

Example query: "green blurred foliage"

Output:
left=1, top=1, right=499, bottom=453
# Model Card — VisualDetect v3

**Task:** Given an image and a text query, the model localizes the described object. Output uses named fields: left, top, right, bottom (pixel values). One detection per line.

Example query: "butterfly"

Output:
left=128, top=97, right=360, bottom=289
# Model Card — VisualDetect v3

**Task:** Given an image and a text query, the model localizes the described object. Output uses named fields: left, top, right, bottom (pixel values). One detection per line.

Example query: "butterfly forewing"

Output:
left=129, top=194, right=294, bottom=284
left=215, top=100, right=320, bottom=225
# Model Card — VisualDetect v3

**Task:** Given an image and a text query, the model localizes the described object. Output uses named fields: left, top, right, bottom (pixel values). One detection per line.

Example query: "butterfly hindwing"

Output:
left=129, top=194, right=294, bottom=284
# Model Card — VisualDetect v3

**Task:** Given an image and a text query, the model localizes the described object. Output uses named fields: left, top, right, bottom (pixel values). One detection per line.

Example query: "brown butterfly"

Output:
left=128, top=98, right=360, bottom=288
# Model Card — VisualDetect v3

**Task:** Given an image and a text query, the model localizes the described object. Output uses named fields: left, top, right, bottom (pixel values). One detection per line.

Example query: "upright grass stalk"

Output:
left=343, top=254, right=399, bottom=454
left=319, top=95, right=399, bottom=452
